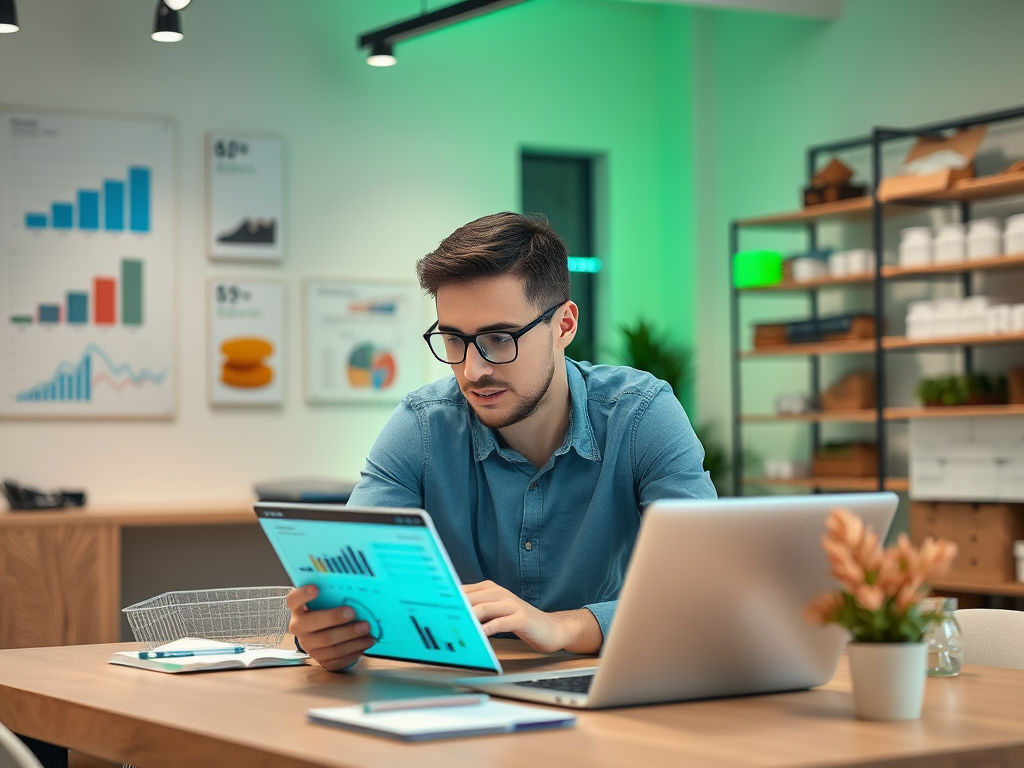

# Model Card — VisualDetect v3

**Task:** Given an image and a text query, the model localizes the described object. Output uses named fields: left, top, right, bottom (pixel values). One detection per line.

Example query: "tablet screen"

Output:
left=256, top=504, right=502, bottom=673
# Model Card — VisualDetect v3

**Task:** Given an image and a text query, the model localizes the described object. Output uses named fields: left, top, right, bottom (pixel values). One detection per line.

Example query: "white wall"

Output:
left=0, top=0, right=686, bottom=506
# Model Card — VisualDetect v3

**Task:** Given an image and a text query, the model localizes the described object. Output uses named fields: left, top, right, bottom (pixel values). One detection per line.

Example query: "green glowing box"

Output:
left=733, top=250, right=783, bottom=289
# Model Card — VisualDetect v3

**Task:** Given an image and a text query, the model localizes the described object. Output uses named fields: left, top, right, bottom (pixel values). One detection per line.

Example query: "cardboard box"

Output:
left=910, top=502, right=1024, bottom=583
left=877, top=126, right=986, bottom=202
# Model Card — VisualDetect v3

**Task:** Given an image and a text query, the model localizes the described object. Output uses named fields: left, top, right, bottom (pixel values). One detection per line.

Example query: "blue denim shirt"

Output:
left=347, top=359, right=717, bottom=639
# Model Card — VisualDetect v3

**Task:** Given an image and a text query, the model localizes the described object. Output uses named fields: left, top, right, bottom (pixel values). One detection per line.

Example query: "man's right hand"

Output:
left=287, top=585, right=376, bottom=672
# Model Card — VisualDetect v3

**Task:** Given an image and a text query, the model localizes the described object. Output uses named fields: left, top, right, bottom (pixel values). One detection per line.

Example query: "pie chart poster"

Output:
left=208, top=279, right=285, bottom=406
left=304, top=280, right=421, bottom=404
left=207, top=133, right=283, bottom=262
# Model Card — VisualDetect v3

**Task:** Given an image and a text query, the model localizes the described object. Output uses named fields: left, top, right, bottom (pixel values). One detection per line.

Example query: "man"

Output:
left=288, top=212, right=716, bottom=671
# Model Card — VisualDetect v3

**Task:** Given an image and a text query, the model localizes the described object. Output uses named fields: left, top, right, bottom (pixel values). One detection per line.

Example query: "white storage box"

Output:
left=934, top=223, right=966, bottom=264
left=967, top=217, right=1003, bottom=260
left=899, top=226, right=933, bottom=267
left=987, top=304, right=1012, bottom=335
left=1005, top=214, right=1024, bottom=255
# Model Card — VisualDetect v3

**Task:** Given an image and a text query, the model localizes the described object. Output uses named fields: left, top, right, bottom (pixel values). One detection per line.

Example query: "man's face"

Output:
left=434, top=275, right=562, bottom=430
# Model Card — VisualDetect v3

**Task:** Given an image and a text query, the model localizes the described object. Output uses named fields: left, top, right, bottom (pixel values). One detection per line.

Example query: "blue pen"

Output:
left=137, top=646, right=246, bottom=659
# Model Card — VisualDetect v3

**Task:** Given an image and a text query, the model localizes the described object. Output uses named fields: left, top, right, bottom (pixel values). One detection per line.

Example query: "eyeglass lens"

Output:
left=427, top=332, right=518, bottom=364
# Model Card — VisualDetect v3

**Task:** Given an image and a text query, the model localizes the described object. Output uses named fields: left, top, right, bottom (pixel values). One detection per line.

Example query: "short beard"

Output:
left=467, top=347, right=555, bottom=430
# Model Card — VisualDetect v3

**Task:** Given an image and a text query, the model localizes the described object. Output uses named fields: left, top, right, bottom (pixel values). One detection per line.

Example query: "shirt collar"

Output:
left=471, top=359, right=602, bottom=464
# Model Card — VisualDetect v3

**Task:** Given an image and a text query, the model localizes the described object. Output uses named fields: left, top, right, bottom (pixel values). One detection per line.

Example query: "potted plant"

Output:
left=804, top=509, right=957, bottom=720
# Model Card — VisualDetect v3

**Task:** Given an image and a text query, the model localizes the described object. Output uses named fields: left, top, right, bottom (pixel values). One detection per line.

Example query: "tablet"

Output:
left=254, top=502, right=502, bottom=673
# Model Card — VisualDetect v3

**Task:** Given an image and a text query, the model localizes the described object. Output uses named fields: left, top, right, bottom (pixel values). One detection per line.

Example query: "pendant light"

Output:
left=151, top=0, right=183, bottom=43
left=0, top=0, right=19, bottom=34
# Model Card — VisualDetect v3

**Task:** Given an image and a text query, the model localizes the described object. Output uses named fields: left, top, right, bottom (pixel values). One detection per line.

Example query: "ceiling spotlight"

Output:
left=366, top=40, right=396, bottom=67
left=0, top=0, right=19, bottom=34
left=151, top=0, right=183, bottom=43
left=164, top=0, right=191, bottom=9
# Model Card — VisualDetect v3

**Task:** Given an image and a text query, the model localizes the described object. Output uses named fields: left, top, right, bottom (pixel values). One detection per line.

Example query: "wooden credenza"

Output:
left=0, top=504, right=265, bottom=649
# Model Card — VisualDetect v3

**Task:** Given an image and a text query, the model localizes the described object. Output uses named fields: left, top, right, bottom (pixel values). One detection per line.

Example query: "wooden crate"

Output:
left=812, top=443, right=878, bottom=477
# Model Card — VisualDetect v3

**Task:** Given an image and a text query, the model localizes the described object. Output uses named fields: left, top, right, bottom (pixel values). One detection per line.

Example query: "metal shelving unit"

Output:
left=729, top=103, right=1024, bottom=499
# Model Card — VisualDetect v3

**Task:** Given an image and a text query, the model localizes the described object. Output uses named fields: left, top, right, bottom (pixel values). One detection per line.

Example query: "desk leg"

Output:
left=17, top=734, right=68, bottom=768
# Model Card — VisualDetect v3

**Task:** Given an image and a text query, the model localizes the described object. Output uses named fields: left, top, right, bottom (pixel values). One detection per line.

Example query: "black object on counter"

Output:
left=2, top=479, right=86, bottom=511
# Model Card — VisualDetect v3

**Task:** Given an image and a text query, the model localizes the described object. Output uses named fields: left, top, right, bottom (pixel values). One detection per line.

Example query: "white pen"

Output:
left=362, top=694, right=489, bottom=714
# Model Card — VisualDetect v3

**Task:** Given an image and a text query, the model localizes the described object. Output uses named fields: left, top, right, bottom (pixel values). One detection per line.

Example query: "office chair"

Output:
left=955, top=609, right=1024, bottom=670
left=0, top=723, right=44, bottom=768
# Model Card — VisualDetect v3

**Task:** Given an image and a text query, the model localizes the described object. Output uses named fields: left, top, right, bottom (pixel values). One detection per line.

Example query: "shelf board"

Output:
left=743, top=476, right=909, bottom=492
left=883, top=331, right=1024, bottom=350
left=891, top=171, right=1024, bottom=203
left=930, top=579, right=1024, bottom=598
left=740, top=275, right=874, bottom=292
left=742, top=410, right=879, bottom=423
left=736, top=197, right=874, bottom=227
left=886, top=404, right=1024, bottom=420
left=883, top=253, right=1024, bottom=279
left=742, top=339, right=876, bottom=357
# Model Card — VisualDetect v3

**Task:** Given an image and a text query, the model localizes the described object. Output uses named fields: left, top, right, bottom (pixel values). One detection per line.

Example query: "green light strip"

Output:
left=568, top=256, right=602, bottom=274
left=10, top=316, right=32, bottom=325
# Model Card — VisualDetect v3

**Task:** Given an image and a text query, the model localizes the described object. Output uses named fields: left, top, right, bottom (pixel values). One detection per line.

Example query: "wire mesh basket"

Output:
left=122, top=586, right=292, bottom=650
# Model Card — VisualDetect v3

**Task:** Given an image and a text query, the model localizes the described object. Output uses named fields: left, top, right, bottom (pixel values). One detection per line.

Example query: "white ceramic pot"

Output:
left=846, top=642, right=927, bottom=721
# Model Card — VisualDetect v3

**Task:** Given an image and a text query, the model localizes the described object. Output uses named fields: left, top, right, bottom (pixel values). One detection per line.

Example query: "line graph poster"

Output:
left=0, top=109, right=175, bottom=418
left=304, top=279, right=422, bottom=404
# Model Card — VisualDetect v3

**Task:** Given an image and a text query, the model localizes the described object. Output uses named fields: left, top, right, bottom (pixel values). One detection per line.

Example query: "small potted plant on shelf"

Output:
left=804, top=509, right=958, bottom=720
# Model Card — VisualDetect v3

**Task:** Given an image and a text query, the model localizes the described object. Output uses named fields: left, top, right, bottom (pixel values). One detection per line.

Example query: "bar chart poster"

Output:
left=0, top=109, right=175, bottom=418
left=208, top=279, right=285, bottom=406
left=207, top=133, right=283, bottom=262
left=304, top=279, right=423, bottom=404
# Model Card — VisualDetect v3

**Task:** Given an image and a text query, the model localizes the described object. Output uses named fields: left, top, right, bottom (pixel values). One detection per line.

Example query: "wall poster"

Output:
left=207, top=133, right=283, bottom=262
left=208, top=279, right=285, bottom=407
left=304, top=279, right=423, bottom=404
left=0, top=108, right=175, bottom=418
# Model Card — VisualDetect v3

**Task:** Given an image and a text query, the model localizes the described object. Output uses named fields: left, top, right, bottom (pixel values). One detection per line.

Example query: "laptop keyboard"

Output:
left=514, top=674, right=594, bottom=694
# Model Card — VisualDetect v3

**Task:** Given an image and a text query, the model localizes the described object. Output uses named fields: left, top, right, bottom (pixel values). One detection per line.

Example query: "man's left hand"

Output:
left=462, top=580, right=603, bottom=655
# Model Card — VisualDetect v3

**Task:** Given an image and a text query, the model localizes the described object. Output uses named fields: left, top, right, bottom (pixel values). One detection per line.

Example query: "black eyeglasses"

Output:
left=423, top=302, right=564, bottom=365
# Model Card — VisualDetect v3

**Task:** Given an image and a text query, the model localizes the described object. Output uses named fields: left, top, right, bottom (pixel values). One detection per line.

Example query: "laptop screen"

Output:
left=256, top=503, right=501, bottom=673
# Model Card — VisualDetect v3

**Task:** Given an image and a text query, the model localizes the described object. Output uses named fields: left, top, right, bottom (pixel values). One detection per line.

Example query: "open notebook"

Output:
left=109, top=638, right=308, bottom=674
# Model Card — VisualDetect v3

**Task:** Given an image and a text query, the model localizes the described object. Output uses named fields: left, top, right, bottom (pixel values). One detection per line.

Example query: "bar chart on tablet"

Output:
left=0, top=110, right=175, bottom=417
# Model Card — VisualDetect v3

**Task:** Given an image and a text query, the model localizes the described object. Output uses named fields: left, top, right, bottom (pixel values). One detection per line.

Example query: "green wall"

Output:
left=0, top=0, right=699, bottom=505
left=694, top=0, right=1024, bottom=458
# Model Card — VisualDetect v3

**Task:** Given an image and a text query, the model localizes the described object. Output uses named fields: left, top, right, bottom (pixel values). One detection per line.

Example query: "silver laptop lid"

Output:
left=586, top=493, right=898, bottom=708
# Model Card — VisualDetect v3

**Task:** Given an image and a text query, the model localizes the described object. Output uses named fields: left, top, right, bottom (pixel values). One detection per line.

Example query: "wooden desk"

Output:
left=0, top=504, right=257, bottom=648
left=1, top=640, right=1024, bottom=768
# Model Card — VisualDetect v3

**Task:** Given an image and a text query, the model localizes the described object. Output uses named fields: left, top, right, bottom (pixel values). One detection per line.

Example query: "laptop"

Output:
left=455, top=493, right=897, bottom=709
left=254, top=502, right=503, bottom=673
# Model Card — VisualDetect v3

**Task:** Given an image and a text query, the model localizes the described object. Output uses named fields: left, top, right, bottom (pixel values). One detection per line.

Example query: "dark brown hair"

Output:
left=416, top=212, right=570, bottom=310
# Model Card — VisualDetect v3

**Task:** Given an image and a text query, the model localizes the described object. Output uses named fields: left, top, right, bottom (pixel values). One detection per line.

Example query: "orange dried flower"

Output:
left=805, top=508, right=959, bottom=643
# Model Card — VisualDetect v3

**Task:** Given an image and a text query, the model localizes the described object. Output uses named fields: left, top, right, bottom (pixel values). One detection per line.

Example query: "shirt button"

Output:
left=529, top=482, right=538, bottom=490
left=525, top=541, right=533, bottom=551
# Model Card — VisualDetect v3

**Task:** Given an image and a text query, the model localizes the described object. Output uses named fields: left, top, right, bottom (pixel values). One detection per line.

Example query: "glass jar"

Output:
left=921, top=596, right=964, bottom=677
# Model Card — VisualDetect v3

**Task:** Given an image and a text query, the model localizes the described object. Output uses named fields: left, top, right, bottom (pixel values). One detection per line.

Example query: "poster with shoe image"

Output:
left=207, top=133, right=283, bottom=261
left=208, top=279, right=284, bottom=406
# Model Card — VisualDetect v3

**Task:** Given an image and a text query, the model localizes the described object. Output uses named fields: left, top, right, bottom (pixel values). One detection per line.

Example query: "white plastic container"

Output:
left=906, top=300, right=935, bottom=339
left=933, top=298, right=963, bottom=338
left=959, top=296, right=990, bottom=337
left=899, top=227, right=933, bottom=267
left=1015, top=540, right=1024, bottom=583
left=987, top=304, right=1012, bottom=335
left=934, top=223, right=966, bottom=264
left=1005, top=214, right=1024, bottom=255
left=1012, top=304, right=1024, bottom=334
left=828, top=251, right=848, bottom=278
left=967, top=217, right=1003, bottom=260
left=845, top=248, right=875, bottom=275
left=792, top=257, right=828, bottom=283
